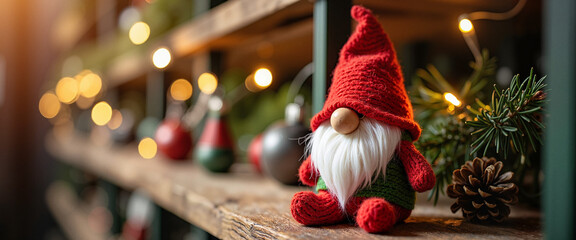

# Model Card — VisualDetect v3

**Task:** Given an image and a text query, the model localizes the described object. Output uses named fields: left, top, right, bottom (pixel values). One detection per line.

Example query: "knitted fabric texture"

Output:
left=356, top=198, right=396, bottom=233
left=397, top=140, right=436, bottom=192
left=291, top=191, right=344, bottom=225
left=315, top=157, right=416, bottom=210
left=310, top=5, right=421, bottom=141
left=298, top=156, right=317, bottom=187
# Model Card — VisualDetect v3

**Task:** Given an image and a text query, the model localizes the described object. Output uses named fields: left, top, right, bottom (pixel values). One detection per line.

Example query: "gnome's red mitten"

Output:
left=398, top=140, right=436, bottom=192
left=298, top=156, right=318, bottom=187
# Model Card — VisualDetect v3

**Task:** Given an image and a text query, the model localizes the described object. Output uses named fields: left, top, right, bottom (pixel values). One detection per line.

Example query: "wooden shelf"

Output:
left=100, top=0, right=311, bottom=87
left=46, top=131, right=542, bottom=239
left=87, top=0, right=515, bottom=87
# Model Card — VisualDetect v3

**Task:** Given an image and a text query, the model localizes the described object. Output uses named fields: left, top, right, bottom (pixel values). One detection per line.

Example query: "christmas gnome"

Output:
left=290, top=6, right=435, bottom=233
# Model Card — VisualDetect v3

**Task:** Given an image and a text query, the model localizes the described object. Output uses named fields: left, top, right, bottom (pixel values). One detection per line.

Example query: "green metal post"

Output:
left=100, top=180, right=122, bottom=235
left=544, top=0, right=576, bottom=239
left=147, top=71, right=166, bottom=119
left=313, top=0, right=351, bottom=113
left=149, top=204, right=161, bottom=240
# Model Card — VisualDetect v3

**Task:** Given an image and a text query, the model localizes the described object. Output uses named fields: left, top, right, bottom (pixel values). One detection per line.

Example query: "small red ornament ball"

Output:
left=154, top=119, right=192, bottom=160
left=248, top=134, right=263, bottom=173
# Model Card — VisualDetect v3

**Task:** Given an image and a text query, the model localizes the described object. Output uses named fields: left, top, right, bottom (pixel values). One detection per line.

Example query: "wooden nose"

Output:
left=330, top=108, right=360, bottom=135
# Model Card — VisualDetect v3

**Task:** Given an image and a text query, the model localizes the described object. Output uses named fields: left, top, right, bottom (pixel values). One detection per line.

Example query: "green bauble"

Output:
left=195, top=146, right=234, bottom=173
left=136, top=117, right=161, bottom=141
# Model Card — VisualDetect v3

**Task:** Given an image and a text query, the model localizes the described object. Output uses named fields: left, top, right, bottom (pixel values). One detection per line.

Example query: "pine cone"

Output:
left=447, top=157, right=519, bottom=223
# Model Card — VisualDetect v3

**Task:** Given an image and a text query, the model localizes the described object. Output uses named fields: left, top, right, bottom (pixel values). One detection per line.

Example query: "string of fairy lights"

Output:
left=444, top=0, right=527, bottom=108
left=40, top=1, right=526, bottom=159
left=40, top=2, right=274, bottom=160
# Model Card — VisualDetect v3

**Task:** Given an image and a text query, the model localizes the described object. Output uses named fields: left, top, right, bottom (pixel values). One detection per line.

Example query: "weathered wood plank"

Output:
left=46, top=131, right=542, bottom=239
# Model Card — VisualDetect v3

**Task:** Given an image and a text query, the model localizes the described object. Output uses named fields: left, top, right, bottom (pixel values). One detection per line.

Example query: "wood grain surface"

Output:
left=45, top=131, right=542, bottom=239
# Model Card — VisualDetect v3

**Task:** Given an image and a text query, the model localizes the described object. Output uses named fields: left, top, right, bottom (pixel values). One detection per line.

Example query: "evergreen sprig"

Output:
left=411, top=50, right=497, bottom=204
left=415, top=116, right=472, bottom=203
left=466, top=69, right=547, bottom=166
left=411, top=50, right=496, bottom=125
left=410, top=51, right=547, bottom=205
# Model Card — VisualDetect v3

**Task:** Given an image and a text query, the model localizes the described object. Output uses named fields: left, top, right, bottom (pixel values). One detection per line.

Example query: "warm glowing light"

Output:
left=152, top=48, right=171, bottom=69
left=39, top=91, right=61, bottom=119
left=55, top=77, right=79, bottom=104
left=79, top=72, right=102, bottom=98
left=138, top=137, right=157, bottom=159
left=107, top=109, right=123, bottom=130
left=254, top=68, right=273, bottom=88
left=91, top=101, right=113, bottom=126
left=198, top=73, right=218, bottom=94
left=170, top=79, right=193, bottom=101
left=129, top=21, right=151, bottom=45
left=459, top=18, right=473, bottom=33
left=444, top=93, right=462, bottom=107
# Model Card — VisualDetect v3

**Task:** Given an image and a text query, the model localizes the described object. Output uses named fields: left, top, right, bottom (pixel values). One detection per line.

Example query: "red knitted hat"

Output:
left=310, top=5, right=421, bottom=141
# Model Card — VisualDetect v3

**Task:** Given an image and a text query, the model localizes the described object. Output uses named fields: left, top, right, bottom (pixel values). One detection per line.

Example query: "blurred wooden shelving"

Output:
left=46, top=131, right=542, bottom=239
left=46, top=182, right=108, bottom=240
left=73, top=0, right=517, bottom=87
left=83, top=0, right=313, bottom=87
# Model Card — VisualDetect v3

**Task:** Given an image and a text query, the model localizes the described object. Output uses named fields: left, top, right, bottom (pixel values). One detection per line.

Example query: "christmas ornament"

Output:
left=447, top=157, right=518, bottom=223
left=290, top=6, right=435, bottom=233
left=136, top=116, right=161, bottom=141
left=195, top=97, right=235, bottom=172
left=260, top=97, right=310, bottom=185
left=154, top=118, right=192, bottom=160
left=247, top=134, right=263, bottom=173
left=121, top=191, right=154, bottom=240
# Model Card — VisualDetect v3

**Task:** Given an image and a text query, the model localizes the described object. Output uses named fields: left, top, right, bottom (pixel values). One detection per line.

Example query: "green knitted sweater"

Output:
left=315, top=156, right=416, bottom=210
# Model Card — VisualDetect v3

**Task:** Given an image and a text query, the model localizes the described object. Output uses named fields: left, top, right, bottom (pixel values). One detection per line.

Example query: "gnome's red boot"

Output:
left=291, top=190, right=345, bottom=225
left=355, top=198, right=411, bottom=233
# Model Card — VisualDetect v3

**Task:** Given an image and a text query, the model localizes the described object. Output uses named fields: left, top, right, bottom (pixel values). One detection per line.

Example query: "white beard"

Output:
left=308, top=118, right=402, bottom=209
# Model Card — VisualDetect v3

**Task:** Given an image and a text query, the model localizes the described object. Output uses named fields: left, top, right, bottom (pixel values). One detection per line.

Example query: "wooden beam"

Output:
left=171, top=0, right=301, bottom=58
left=543, top=0, right=576, bottom=239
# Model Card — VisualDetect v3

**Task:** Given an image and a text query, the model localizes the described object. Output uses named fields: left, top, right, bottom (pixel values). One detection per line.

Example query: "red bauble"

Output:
left=247, top=134, right=263, bottom=173
left=154, top=119, right=192, bottom=160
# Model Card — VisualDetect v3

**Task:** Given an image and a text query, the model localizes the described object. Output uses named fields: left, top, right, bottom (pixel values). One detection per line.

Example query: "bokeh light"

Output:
left=152, top=48, right=171, bottom=69
left=79, top=72, right=102, bottom=98
left=55, top=77, right=79, bottom=104
left=198, top=73, right=218, bottom=95
left=39, top=91, right=61, bottom=119
left=170, top=79, right=193, bottom=101
left=444, top=92, right=462, bottom=107
left=254, top=68, right=273, bottom=88
left=129, top=21, right=151, bottom=45
left=108, top=109, right=123, bottom=130
left=91, top=101, right=113, bottom=126
left=459, top=18, right=473, bottom=33
left=138, top=137, right=157, bottom=159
